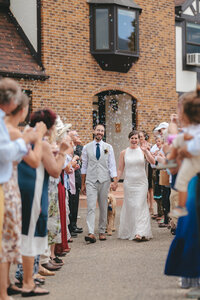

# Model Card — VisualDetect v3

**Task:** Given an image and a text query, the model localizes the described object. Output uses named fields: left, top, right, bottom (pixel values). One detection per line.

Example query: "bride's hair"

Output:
left=128, top=130, right=139, bottom=139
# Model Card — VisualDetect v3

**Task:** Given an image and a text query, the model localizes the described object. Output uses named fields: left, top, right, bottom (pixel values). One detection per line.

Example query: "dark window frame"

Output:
left=116, top=6, right=139, bottom=55
left=89, top=2, right=141, bottom=72
left=94, top=5, right=112, bottom=52
left=182, top=18, right=200, bottom=72
left=91, top=4, right=139, bottom=56
left=178, top=0, right=200, bottom=72
left=185, top=21, right=200, bottom=52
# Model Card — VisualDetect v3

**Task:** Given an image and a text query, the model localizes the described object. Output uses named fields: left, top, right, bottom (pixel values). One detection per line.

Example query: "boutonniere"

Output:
left=104, top=149, right=109, bottom=154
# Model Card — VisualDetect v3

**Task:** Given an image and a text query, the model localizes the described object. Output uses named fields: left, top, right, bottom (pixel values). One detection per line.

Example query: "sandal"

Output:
left=38, top=266, right=55, bottom=276
left=34, top=278, right=45, bottom=285
left=85, top=234, right=96, bottom=243
left=21, top=284, right=49, bottom=297
left=135, top=235, right=142, bottom=241
left=50, top=256, right=64, bottom=266
left=99, top=233, right=107, bottom=241
left=7, top=284, right=22, bottom=296
left=141, top=236, right=149, bottom=242
left=34, top=274, right=45, bottom=281
left=14, top=278, right=23, bottom=288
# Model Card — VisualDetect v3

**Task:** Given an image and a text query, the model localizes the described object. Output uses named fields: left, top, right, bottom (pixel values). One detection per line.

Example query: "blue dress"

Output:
left=18, top=161, right=49, bottom=256
left=164, top=175, right=200, bottom=278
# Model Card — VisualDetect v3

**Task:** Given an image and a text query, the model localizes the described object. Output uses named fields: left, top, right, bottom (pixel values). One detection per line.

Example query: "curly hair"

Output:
left=11, top=92, right=30, bottom=115
left=0, top=78, right=21, bottom=105
left=30, top=109, right=57, bottom=129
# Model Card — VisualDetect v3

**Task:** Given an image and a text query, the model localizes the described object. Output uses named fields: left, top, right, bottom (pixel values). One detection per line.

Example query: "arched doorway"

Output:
left=93, top=90, right=137, bottom=170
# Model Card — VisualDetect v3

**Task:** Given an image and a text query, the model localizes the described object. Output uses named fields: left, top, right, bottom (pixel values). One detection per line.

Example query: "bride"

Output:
left=118, top=130, right=155, bottom=241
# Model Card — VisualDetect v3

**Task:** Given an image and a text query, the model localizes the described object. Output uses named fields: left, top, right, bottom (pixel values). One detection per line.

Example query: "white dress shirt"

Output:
left=81, top=140, right=117, bottom=178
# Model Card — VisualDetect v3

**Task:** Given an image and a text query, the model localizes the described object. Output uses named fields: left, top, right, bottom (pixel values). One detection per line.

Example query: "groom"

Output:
left=81, top=124, right=118, bottom=243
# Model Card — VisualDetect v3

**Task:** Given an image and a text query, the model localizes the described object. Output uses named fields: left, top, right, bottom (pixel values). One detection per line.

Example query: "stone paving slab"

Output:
left=11, top=207, right=187, bottom=300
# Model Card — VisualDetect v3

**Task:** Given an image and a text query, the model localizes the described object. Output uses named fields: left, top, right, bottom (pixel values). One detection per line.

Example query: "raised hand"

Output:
left=170, top=114, right=178, bottom=124
left=35, top=121, right=47, bottom=138
left=140, top=141, right=148, bottom=152
left=59, top=140, right=70, bottom=154
left=22, top=128, right=38, bottom=144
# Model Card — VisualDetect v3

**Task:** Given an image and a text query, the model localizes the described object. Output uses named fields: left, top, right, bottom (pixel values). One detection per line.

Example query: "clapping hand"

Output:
left=59, top=139, right=70, bottom=154
left=22, top=127, right=38, bottom=144
left=35, top=122, right=47, bottom=139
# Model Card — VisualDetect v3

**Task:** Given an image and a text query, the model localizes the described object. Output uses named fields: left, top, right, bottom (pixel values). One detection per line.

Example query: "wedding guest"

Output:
left=165, top=175, right=200, bottom=288
left=151, top=136, right=164, bottom=219
left=51, top=120, right=72, bottom=258
left=81, top=124, right=118, bottom=243
left=17, top=109, right=70, bottom=297
left=0, top=78, right=35, bottom=254
left=166, top=88, right=200, bottom=218
left=118, top=130, right=154, bottom=241
left=0, top=92, right=47, bottom=298
left=68, top=130, right=83, bottom=235
left=0, top=80, right=39, bottom=300
left=165, top=88, right=200, bottom=289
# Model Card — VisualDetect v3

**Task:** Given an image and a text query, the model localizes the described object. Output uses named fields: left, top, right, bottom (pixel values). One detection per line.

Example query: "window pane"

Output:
left=187, top=23, right=200, bottom=44
left=117, top=9, right=136, bottom=52
left=186, top=44, right=200, bottom=53
left=95, top=9, right=109, bottom=50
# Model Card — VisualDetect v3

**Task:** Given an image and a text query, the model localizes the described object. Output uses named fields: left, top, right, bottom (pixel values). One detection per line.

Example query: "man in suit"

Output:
left=81, top=124, right=118, bottom=243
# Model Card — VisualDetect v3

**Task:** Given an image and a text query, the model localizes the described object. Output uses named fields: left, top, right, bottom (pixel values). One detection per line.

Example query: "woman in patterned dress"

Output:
left=0, top=93, right=47, bottom=299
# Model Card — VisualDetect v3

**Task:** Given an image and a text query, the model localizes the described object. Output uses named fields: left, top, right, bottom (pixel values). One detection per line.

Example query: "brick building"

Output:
left=0, top=0, right=178, bottom=161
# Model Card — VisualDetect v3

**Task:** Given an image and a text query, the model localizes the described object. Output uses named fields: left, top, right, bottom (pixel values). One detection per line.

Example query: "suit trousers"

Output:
left=68, top=187, right=80, bottom=232
left=86, top=180, right=110, bottom=234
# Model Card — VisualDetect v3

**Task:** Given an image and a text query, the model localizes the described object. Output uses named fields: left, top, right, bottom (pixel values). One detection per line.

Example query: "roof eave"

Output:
left=0, top=71, right=50, bottom=81
left=87, top=0, right=142, bottom=12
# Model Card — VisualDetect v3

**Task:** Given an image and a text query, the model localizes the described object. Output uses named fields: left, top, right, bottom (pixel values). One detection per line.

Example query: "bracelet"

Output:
left=58, top=152, right=65, bottom=158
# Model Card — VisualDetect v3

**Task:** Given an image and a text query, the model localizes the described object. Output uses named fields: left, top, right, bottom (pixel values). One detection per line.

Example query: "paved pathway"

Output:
left=11, top=204, right=188, bottom=300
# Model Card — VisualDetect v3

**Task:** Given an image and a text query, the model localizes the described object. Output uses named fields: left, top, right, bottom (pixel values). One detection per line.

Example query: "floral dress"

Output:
left=0, top=165, right=22, bottom=263
left=48, top=177, right=61, bottom=245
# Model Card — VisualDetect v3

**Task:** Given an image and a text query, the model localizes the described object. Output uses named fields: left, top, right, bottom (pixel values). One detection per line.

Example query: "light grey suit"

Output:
left=82, top=141, right=116, bottom=234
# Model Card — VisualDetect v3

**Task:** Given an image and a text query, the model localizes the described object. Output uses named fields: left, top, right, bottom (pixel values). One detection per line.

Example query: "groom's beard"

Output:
left=95, top=134, right=103, bottom=141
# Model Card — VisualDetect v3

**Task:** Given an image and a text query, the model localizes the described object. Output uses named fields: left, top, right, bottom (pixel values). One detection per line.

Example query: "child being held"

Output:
left=166, top=87, right=200, bottom=218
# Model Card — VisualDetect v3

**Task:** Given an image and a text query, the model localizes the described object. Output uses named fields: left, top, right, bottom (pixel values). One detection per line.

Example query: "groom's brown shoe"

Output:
left=85, top=234, right=96, bottom=243
left=99, top=233, right=107, bottom=241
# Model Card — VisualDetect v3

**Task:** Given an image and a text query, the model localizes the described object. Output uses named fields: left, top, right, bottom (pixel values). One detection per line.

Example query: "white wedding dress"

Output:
left=118, top=147, right=152, bottom=240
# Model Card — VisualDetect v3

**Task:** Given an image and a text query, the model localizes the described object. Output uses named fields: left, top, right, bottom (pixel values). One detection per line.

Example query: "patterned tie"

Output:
left=96, top=143, right=100, bottom=160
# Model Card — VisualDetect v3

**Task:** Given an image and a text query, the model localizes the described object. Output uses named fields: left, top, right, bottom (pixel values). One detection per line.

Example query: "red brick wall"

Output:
left=17, top=0, right=177, bottom=143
